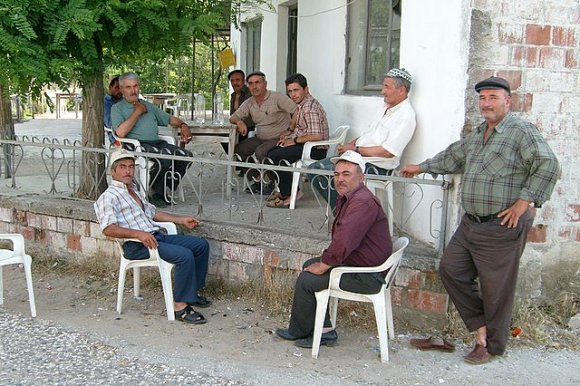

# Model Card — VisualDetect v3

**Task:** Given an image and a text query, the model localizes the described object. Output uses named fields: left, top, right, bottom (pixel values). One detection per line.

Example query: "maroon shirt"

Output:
left=321, top=183, right=392, bottom=269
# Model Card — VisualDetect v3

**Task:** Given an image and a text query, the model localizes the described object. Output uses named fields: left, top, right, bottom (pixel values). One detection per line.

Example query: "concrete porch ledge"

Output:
left=0, top=193, right=448, bottom=329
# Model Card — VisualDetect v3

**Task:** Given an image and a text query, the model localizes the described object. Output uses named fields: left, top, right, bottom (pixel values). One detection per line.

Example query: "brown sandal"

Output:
left=410, top=336, right=455, bottom=352
left=266, top=197, right=290, bottom=209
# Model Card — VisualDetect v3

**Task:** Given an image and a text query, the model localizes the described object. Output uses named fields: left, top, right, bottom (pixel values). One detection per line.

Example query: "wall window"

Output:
left=242, top=18, right=262, bottom=73
left=287, top=6, right=298, bottom=77
left=346, top=0, right=402, bottom=94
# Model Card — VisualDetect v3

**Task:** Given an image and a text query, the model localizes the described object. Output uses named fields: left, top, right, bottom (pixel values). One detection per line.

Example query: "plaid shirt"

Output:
left=94, top=180, right=158, bottom=232
left=293, top=94, right=329, bottom=142
left=420, top=113, right=560, bottom=216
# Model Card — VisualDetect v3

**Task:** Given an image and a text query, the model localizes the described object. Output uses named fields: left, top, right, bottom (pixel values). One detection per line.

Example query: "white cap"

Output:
left=331, top=150, right=366, bottom=173
left=109, top=149, right=135, bottom=169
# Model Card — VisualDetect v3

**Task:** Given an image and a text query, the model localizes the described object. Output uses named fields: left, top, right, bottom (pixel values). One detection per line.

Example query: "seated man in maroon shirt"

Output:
left=275, top=150, right=392, bottom=348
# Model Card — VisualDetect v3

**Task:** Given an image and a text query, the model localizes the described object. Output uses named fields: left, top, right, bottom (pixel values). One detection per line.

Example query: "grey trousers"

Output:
left=288, top=258, right=384, bottom=338
left=438, top=209, right=532, bottom=355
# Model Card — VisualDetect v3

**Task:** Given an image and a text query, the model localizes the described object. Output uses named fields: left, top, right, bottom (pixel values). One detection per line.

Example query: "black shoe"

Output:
left=294, top=330, right=338, bottom=348
left=189, top=296, right=212, bottom=308
left=245, top=181, right=274, bottom=195
left=275, top=328, right=302, bottom=341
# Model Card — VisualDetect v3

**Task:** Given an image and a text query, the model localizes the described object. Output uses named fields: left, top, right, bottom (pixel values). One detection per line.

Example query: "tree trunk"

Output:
left=0, top=86, right=16, bottom=178
left=76, top=70, right=107, bottom=199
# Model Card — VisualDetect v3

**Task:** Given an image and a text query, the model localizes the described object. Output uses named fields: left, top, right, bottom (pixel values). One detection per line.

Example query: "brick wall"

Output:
left=466, top=0, right=579, bottom=301
left=0, top=195, right=450, bottom=329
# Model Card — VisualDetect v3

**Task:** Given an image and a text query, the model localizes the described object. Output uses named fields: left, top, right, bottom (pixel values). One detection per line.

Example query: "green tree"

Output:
left=0, top=0, right=270, bottom=199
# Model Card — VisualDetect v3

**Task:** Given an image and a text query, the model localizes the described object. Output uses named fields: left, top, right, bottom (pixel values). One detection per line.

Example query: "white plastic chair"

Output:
left=115, top=222, right=177, bottom=321
left=312, top=236, right=409, bottom=363
left=288, top=125, right=350, bottom=210
left=104, top=127, right=185, bottom=203
left=0, top=233, right=37, bottom=317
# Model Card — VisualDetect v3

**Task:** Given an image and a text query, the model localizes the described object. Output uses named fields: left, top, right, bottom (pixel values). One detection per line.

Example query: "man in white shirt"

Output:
left=309, top=68, right=416, bottom=208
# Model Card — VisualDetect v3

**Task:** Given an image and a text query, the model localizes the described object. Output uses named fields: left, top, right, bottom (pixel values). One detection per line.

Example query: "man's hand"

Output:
left=180, top=125, right=192, bottom=144
left=277, top=138, right=295, bottom=147
left=399, top=164, right=422, bottom=178
left=304, top=262, right=331, bottom=275
left=337, top=143, right=356, bottom=155
left=133, top=101, right=147, bottom=116
left=178, top=216, right=201, bottom=229
left=498, top=199, right=530, bottom=228
left=136, top=230, right=158, bottom=249
left=236, top=121, right=248, bottom=136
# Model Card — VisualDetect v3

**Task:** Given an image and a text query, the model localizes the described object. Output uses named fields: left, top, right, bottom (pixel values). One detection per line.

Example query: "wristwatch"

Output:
left=355, top=146, right=360, bottom=153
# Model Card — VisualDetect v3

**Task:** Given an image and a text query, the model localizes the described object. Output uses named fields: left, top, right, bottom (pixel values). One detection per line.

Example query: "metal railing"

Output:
left=0, top=137, right=452, bottom=253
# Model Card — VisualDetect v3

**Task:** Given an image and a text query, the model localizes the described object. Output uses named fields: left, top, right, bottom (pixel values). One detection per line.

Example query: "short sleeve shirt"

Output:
left=111, top=99, right=171, bottom=142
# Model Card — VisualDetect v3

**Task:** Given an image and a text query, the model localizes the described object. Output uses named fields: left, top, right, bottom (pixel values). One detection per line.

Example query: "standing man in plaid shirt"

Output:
left=266, top=73, right=329, bottom=208
left=401, top=77, right=560, bottom=364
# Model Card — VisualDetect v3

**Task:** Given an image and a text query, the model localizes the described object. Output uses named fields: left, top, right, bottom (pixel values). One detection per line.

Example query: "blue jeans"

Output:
left=122, top=232, right=209, bottom=304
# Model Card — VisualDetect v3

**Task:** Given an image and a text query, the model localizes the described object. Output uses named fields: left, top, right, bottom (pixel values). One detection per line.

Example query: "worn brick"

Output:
left=19, top=227, right=35, bottom=241
left=560, top=95, right=580, bottom=115
left=566, top=204, right=580, bottom=222
left=208, top=259, right=228, bottom=278
left=498, top=23, right=524, bottom=44
left=552, top=26, right=576, bottom=47
left=80, top=236, right=97, bottom=255
left=0, top=208, right=13, bottom=222
left=263, top=249, right=280, bottom=267
left=90, top=222, right=105, bottom=239
left=96, top=238, right=117, bottom=257
left=510, top=93, right=533, bottom=112
left=43, top=215, right=58, bottom=231
left=47, top=230, right=68, bottom=250
left=539, top=47, right=566, bottom=69
left=407, top=289, right=448, bottom=314
left=68, top=234, right=81, bottom=251
left=525, top=24, right=551, bottom=45
left=391, top=286, right=403, bottom=307
left=57, top=217, right=73, bottom=233
left=565, top=49, right=577, bottom=68
left=222, top=243, right=263, bottom=264
left=527, top=224, right=547, bottom=243
left=496, top=70, right=522, bottom=91
left=510, top=46, right=538, bottom=67
left=27, top=213, right=42, bottom=228
left=395, top=267, right=422, bottom=289
left=73, top=220, right=91, bottom=236
left=14, top=210, right=27, bottom=225
left=228, top=261, right=249, bottom=282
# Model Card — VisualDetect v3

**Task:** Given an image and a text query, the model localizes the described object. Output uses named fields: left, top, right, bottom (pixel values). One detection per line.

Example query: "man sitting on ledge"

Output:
left=94, top=149, right=211, bottom=324
left=276, top=150, right=392, bottom=348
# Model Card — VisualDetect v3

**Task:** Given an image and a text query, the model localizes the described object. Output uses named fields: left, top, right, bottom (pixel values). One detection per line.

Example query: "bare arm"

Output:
left=153, top=211, right=201, bottom=229
left=169, top=116, right=192, bottom=144
left=103, top=224, right=158, bottom=249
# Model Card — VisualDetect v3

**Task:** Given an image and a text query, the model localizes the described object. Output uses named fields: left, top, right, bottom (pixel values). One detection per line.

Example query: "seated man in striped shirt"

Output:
left=94, top=149, right=210, bottom=325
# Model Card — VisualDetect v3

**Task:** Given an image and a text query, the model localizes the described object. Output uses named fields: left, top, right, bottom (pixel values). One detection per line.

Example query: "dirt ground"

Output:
left=2, top=265, right=579, bottom=386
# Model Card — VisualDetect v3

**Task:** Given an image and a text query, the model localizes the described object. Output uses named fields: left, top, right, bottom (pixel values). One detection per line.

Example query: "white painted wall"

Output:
left=232, top=0, right=472, bottom=246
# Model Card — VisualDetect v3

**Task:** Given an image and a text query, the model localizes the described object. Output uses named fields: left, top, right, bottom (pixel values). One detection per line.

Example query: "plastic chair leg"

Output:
left=289, top=170, right=301, bottom=210
left=158, top=259, right=175, bottom=321
left=133, top=266, right=141, bottom=298
left=0, top=266, right=4, bottom=306
left=117, top=261, right=128, bottom=314
left=385, top=289, right=395, bottom=339
left=312, top=290, right=330, bottom=358
left=23, top=255, right=36, bottom=317
left=373, top=297, right=389, bottom=363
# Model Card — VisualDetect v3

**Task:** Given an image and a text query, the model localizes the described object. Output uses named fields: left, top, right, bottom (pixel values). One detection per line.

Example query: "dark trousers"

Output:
left=122, top=232, right=210, bottom=304
left=267, top=145, right=326, bottom=196
left=438, top=210, right=532, bottom=355
left=288, top=258, right=384, bottom=338
left=138, top=141, right=192, bottom=197
left=308, top=158, right=392, bottom=212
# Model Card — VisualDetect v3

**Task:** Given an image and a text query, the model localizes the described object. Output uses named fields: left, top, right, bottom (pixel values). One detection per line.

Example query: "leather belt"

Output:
left=466, top=213, right=499, bottom=223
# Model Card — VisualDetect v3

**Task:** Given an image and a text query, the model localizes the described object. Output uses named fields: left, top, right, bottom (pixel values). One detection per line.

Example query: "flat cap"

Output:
left=474, top=76, right=511, bottom=94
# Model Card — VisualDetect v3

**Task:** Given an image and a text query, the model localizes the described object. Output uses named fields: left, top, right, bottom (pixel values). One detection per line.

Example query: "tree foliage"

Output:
left=0, top=0, right=271, bottom=198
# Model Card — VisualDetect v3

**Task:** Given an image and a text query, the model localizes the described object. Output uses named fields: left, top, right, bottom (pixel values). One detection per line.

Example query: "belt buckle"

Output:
left=468, top=214, right=482, bottom=223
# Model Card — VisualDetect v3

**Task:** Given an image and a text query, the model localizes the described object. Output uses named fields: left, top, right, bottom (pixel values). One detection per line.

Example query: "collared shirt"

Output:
left=104, top=94, right=120, bottom=129
left=419, top=112, right=560, bottom=216
left=293, top=94, right=329, bottom=147
left=230, top=85, right=255, bottom=131
left=111, top=99, right=171, bottom=142
left=321, top=183, right=392, bottom=269
left=231, top=91, right=297, bottom=140
left=355, top=98, right=416, bottom=170
left=94, top=179, right=158, bottom=233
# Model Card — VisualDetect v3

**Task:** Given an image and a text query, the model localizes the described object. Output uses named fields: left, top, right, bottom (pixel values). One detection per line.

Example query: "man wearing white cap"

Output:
left=309, top=68, right=416, bottom=209
left=95, top=149, right=211, bottom=324
left=276, top=150, right=392, bottom=348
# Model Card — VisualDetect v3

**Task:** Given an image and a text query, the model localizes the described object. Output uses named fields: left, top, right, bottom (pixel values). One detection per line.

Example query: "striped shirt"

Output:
left=419, top=113, right=560, bottom=216
left=94, top=180, right=158, bottom=232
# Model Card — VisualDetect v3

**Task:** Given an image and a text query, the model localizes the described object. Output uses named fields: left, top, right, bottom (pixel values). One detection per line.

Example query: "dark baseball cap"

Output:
left=474, top=76, right=511, bottom=95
